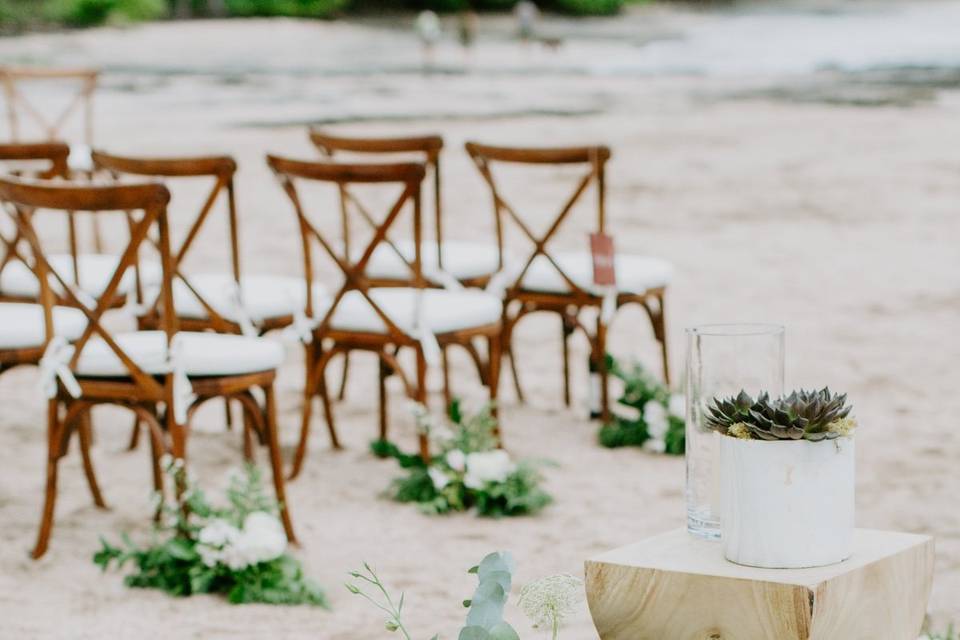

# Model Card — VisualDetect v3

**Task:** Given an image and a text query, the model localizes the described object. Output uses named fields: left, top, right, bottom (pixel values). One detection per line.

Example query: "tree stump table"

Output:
left=585, top=528, right=934, bottom=640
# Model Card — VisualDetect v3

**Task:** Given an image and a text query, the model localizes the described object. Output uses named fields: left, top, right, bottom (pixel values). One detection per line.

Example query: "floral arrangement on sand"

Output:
left=598, top=356, right=685, bottom=454
left=347, top=551, right=583, bottom=640
left=705, top=387, right=855, bottom=441
left=373, top=400, right=552, bottom=517
left=94, top=458, right=326, bottom=606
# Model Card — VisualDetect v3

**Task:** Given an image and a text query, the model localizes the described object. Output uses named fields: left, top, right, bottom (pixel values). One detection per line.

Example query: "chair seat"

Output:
left=362, top=240, right=500, bottom=283
left=173, top=273, right=322, bottom=325
left=0, top=253, right=161, bottom=300
left=322, top=288, right=501, bottom=336
left=74, top=330, right=284, bottom=378
left=519, top=251, right=672, bottom=296
left=0, top=303, right=86, bottom=350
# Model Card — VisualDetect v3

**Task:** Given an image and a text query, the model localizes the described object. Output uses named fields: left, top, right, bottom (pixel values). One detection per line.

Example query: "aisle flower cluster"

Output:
left=374, top=400, right=552, bottom=517
left=94, top=458, right=326, bottom=606
left=598, top=356, right=685, bottom=454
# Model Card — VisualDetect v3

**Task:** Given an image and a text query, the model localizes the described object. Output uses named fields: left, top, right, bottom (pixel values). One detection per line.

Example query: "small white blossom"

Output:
left=428, top=466, right=451, bottom=490
left=668, top=394, right=686, bottom=419
left=643, top=400, right=669, bottom=439
left=446, top=449, right=466, bottom=472
left=464, top=450, right=514, bottom=489
left=610, top=402, right=640, bottom=422
left=198, top=518, right=240, bottom=548
left=643, top=438, right=666, bottom=453
left=518, top=574, right=584, bottom=632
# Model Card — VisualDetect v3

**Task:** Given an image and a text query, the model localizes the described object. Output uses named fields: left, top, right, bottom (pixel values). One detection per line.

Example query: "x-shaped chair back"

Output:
left=465, top=142, right=610, bottom=302
left=267, top=155, right=426, bottom=343
left=0, top=67, right=97, bottom=148
left=309, top=130, right=445, bottom=275
left=0, top=175, right=176, bottom=405
left=0, top=142, right=110, bottom=305
left=91, top=151, right=242, bottom=333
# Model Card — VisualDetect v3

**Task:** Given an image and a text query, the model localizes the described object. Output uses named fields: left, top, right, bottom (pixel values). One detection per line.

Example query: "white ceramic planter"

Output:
left=720, top=435, right=855, bottom=569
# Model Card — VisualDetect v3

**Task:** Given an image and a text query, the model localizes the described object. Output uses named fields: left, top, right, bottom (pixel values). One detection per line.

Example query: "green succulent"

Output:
left=705, top=388, right=853, bottom=442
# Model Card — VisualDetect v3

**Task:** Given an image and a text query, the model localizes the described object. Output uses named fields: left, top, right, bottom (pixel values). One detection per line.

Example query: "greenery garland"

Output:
left=94, top=458, right=327, bottom=606
left=374, top=400, right=552, bottom=517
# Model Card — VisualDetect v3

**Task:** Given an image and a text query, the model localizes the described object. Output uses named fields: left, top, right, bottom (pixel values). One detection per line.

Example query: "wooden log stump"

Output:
left=585, top=528, right=934, bottom=640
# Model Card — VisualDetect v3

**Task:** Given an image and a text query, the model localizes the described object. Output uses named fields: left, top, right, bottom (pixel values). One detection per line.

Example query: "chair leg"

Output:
left=655, top=292, right=670, bottom=385
left=147, top=420, right=164, bottom=495
left=502, top=314, right=526, bottom=403
left=264, top=383, right=297, bottom=544
left=290, top=343, right=316, bottom=481
left=126, top=415, right=141, bottom=451
left=596, top=315, right=611, bottom=424
left=441, top=346, right=452, bottom=410
left=77, top=410, right=106, bottom=509
left=224, top=397, right=234, bottom=432
left=378, top=356, right=390, bottom=442
left=337, top=352, right=350, bottom=401
left=415, top=347, right=430, bottom=461
left=561, top=313, right=575, bottom=407
left=487, top=332, right=503, bottom=447
left=242, top=404, right=255, bottom=464
left=32, top=400, right=63, bottom=559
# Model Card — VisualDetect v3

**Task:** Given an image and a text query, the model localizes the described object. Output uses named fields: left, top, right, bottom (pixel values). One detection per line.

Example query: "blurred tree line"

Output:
left=0, top=0, right=646, bottom=32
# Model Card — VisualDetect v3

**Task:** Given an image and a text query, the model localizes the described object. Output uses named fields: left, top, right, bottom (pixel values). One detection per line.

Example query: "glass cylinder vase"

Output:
left=684, top=323, right=785, bottom=540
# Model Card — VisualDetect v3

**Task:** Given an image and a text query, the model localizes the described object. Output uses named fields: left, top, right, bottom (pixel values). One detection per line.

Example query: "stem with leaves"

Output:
left=346, top=563, right=415, bottom=640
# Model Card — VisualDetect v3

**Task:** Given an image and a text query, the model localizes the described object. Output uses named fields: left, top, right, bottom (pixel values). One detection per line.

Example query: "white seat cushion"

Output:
left=173, top=273, right=321, bottom=324
left=74, top=331, right=284, bottom=378
left=0, top=253, right=161, bottom=300
left=519, top=251, right=672, bottom=295
left=0, top=303, right=86, bottom=349
left=68, top=144, right=94, bottom=174
left=360, top=240, right=500, bottom=283
left=322, top=287, right=501, bottom=335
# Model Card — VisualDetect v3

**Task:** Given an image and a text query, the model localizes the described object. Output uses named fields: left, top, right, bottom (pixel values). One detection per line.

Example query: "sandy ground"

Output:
left=0, top=3, right=959, bottom=638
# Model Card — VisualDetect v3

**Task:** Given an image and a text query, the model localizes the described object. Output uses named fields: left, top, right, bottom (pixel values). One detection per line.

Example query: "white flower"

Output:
left=668, top=394, right=686, bottom=419
left=428, top=466, right=451, bottom=490
left=643, top=400, right=669, bottom=439
left=220, top=512, right=288, bottom=570
left=611, top=402, right=641, bottom=422
left=198, top=518, right=240, bottom=548
left=431, top=424, right=454, bottom=445
left=518, top=574, right=584, bottom=630
left=643, top=438, right=666, bottom=453
left=446, top=449, right=466, bottom=472
left=464, top=450, right=514, bottom=489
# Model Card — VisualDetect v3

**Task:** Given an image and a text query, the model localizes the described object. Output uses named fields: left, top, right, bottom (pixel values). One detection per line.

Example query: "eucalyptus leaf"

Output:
left=487, top=622, right=521, bottom=640
left=458, top=626, right=490, bottom=640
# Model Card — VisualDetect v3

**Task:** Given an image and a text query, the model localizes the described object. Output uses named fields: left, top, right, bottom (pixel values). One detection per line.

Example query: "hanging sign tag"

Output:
left=590, top=232, right=616, bottom=287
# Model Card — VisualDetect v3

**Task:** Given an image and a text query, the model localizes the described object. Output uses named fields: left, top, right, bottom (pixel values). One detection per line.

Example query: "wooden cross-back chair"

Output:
left=91, top=150, right=310, bottom=337
left=465, top=142, right=672, bottom=422
left=0, top=175, right=295, bottom=558
left=309, top=130, right=502, bottom=404
left=0, top=67, right=98, bottom=174
left=267, top=155, right=503, bottom=479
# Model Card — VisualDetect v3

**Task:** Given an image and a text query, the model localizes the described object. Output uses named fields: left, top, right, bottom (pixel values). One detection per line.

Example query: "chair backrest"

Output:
left=309, top=130, right=446, bottom=267
left=91, top=151, right=241, bottom=332
left=0, top=175, right=174, bottom=397
left=0, top=67, right=98, bottom=146
left=464, top=142, right=610, bottom=299
left=267, top=155, right=426, bottom=341
left=0, top=142, right=91, bottom=298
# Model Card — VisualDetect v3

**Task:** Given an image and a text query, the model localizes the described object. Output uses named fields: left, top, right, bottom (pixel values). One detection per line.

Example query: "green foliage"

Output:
left=94, top=460, right=327, bottom=607
left=460, top=552, right=520, bottom=640
left=550, top=0, right=622, bottom=16
left=224, top=0, right=348, bottom=18
left=924, top=625, right=958, bottom=640
left=598, top=356, right=685, bottom=454
left=378, top=401, right=552, bottom=517
left=46, top=0, right=166, bottom=25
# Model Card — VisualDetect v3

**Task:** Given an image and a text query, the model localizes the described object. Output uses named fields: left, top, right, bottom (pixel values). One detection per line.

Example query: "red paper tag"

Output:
left=590, top=233, right=616, bottom=286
